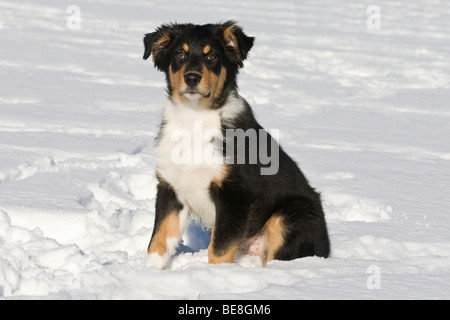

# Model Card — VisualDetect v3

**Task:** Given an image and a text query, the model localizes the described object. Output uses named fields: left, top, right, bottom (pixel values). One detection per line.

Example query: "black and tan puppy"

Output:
left=143, top=21, right=330, bottom=269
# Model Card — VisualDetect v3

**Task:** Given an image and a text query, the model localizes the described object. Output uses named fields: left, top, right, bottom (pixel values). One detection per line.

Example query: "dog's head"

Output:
left=143, top=21, right=254, bottom=108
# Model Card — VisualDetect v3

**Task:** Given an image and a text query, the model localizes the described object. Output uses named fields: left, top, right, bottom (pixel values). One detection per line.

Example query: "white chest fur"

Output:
left=155, top=97, right=243, bottom=228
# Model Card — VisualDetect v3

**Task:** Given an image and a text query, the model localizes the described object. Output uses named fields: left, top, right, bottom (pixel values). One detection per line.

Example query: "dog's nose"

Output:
left=184, top=73, right=202, bottom=87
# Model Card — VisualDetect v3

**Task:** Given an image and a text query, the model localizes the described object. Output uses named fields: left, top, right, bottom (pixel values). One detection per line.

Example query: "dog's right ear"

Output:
left=143, top=24, right=178, bottom=71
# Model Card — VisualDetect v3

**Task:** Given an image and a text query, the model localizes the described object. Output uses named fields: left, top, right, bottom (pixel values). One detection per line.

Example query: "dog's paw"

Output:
left=146, top=252, right=169, bottom=270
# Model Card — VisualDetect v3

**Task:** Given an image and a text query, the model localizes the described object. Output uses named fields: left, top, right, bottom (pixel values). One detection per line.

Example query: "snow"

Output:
left=1, top=0, right=450, bottom=299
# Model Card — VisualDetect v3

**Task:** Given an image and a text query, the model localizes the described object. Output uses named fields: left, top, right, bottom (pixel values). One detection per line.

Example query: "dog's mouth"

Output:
left=182, top=89, right=211, bottom=99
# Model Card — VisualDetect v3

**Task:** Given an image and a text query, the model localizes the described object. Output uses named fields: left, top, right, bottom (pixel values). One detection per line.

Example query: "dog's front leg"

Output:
left=208, top=189, right=247, bottom=264
left=208, top=226, right=240, bottom=264
left=146, top=181, right=188, bottom=269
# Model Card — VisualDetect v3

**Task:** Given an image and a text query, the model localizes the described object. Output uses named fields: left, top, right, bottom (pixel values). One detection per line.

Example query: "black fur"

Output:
left=214, top=99, right=330, bottom=259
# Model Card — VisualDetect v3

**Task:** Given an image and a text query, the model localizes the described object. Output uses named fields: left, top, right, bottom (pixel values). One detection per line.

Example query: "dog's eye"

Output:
left=175, top=51, right=186, bottom=62
left=205, top=53, right=217, bottom=62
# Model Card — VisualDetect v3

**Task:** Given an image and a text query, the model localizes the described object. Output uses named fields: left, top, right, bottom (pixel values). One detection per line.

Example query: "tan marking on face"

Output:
left=147, top=213, right=180, bottom=256
left=182, top=43, right=189, bottom=52
left=203, top=45, right=211, bottom=54
left=168, top=64, right=189, bottom=104
left=196, top=64, right=213, bottom=105
left=212, top=66, right=227, bottom=101
left=198, top=66, right=227, bottom=108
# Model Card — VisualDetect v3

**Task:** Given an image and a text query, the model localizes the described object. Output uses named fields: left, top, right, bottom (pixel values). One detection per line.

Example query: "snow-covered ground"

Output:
left=1, top=0, right=450, bottom=299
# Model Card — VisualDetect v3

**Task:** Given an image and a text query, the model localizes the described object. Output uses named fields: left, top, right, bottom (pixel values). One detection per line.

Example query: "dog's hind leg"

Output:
left=275, top=195, right=330, bottom=260
left=237, top=213, right=286, bottom=267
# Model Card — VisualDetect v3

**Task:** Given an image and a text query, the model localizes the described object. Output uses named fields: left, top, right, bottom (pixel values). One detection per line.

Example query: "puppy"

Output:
left=143, top=21, right=330, bottom=269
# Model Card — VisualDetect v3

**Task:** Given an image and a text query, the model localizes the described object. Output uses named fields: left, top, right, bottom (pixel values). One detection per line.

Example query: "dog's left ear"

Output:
left=220, top=21, right=255, bottom=68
